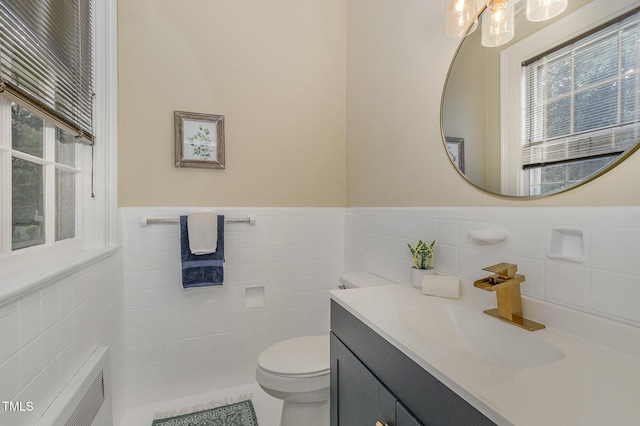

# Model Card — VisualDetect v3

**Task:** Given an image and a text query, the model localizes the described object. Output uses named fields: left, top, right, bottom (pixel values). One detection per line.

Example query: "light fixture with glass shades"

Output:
left=446, top=0, right=568, bottom=47
left=527, top=0, right=568, bottom=21
left=446, top=0, right=478, bottom=38
left=482, top=0, right=516, bottom=47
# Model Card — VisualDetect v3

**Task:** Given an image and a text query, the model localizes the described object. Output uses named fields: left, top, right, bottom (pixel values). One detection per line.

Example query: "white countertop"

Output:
left=330, top=283, right=640, bottom=426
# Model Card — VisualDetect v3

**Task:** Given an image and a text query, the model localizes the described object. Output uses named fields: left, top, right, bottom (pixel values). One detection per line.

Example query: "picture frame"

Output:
left=445, top=136, right=465, bottom=173
left=174, top=110, right=225, bottom=169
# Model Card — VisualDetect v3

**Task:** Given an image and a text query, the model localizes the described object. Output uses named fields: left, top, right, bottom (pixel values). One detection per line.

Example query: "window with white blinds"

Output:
left=521, top=9, right=640, bottom=194
left=0, top=0, right=94, bottom=144
left=0, top=0, right=95, bottom=256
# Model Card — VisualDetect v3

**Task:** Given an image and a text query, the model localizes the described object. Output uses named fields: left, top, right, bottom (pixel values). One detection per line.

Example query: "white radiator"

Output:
left=36, top=346, right=113, bottom=426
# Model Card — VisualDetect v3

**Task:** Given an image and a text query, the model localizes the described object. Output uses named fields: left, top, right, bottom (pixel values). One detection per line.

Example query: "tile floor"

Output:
left=119, top=382, right=282, bottom=426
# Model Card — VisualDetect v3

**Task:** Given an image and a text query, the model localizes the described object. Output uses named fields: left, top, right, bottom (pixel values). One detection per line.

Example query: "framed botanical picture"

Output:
left=445, top=136, right=464, bottom=173
left=174, top=110, right=225, bottom=169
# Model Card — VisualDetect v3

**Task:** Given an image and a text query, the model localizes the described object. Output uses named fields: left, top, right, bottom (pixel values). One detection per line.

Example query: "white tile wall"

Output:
left=121, top=208, right=344, bottom=407
left=5, top=206, right=637, bottom=422
left=0, top=251, right=125, bottom=426
left=345, top=207, right=640, bottom=328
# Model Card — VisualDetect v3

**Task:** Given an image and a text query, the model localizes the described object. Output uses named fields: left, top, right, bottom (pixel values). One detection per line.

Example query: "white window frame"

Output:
left=0, top=98, right=86, bottom=252
left=500, top=0, right=638, bottom=196
left=0, top=0, right=118, bottom=285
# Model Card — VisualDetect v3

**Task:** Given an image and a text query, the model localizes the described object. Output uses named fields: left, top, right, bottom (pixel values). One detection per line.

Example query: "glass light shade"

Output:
left=446, top=0, right=478, bottom=38
left=489, top=0, right=517, bottom=11
left=527, top=0, right=568, bottom=22
left=481, top=3, right=515, bottom=47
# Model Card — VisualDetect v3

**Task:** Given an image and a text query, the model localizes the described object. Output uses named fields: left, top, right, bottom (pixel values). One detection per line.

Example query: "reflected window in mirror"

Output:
left=498, top=1, right=640, bottom=197
left=442, top=0, right=640, bottom=198
left=520, top=11, right=639, bottom=195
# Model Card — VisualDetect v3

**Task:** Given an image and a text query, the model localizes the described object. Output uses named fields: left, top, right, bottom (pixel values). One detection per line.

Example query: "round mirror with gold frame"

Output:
left=441, top=0, right=640, bottom=198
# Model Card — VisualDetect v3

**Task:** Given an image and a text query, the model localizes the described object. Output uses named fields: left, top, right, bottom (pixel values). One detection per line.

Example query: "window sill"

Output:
left=0, top=245, right=121, bottom=307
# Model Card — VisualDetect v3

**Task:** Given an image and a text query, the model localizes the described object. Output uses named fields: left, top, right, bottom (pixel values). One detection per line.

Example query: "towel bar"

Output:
left=139, top=214, right=256, bottom=226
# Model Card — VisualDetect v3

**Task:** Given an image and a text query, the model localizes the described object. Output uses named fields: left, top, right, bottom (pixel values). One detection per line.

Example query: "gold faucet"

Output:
left=473, top=262, right=545, bottom=331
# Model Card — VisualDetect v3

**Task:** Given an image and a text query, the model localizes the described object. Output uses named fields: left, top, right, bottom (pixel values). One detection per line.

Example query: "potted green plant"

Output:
left=407, top=239, right=436, bottom=288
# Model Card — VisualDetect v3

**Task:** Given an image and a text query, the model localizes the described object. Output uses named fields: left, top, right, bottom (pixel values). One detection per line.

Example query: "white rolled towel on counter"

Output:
left=422, top=275, right=461, bottom=299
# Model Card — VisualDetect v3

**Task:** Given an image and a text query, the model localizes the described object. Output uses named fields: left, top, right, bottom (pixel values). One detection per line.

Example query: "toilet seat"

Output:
left=258, top=335, right=329, bottom=378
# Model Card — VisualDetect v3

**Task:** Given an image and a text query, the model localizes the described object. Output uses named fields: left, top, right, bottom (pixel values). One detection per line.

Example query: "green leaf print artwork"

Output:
left=187, top=125, right=215, bottom=160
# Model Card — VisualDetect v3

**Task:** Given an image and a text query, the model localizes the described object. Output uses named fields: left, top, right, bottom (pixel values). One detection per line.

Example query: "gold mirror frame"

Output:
left=441, top=0, right=640, bottom=199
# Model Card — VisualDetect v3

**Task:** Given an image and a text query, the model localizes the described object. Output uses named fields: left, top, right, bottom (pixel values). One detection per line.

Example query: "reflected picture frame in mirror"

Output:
left=446, top=137, right=465, bottom=173
left=441, top=0, right=640, bottom=198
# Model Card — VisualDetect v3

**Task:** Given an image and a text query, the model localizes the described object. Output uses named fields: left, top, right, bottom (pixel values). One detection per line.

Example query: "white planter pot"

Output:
left=411, top=267, right=435, bottom=289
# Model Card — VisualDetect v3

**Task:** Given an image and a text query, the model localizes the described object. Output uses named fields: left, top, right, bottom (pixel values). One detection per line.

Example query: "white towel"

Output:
left=422, top=275, right=461, bottom=299
left=187, top=212, right=218, bottom=255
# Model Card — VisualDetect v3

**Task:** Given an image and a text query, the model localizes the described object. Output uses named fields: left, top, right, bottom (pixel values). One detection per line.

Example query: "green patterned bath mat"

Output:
left=151, top=400, right=258, bottom=426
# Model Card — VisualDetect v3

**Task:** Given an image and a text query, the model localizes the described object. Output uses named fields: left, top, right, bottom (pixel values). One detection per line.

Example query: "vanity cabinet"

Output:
left=330, top=300, right=495, bottom=426
left=331, top=333, right=420, bottom=426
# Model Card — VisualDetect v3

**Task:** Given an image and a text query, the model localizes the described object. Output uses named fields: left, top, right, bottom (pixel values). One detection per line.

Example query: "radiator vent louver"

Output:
left=64, top=370, right=105, bottom=426
left=36, top=346, right=112, bottom=426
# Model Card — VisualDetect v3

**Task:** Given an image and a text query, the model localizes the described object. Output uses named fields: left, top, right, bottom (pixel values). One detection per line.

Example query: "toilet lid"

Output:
left=258, top=335, right=329, bottom=377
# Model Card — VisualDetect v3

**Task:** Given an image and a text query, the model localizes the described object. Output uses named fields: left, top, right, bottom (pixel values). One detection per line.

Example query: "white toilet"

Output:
left=255, top=273, right=395, bottom=426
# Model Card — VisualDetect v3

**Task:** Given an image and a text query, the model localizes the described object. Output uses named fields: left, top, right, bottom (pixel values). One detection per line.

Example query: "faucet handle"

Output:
left=482, top=262, right=518, bottom=279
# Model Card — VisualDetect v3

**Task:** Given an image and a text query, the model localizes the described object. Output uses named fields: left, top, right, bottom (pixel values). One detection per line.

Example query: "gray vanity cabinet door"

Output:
left=331, top=333, right=397, bottom=426
left=396, top=402, right=422, bottom=426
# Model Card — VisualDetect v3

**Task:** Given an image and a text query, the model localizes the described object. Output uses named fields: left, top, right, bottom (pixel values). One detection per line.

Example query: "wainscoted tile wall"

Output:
left=121, top=206, right=638, bottom=409
left=121, top=208, right=344, bottom=407
left=345, top=207, right=640, bottom=328
left=0, top=251, right=125, bottom=426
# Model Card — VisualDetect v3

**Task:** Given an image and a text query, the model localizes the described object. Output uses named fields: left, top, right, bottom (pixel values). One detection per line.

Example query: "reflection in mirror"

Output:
left=445, top=137, right=465, bottom=173
left=442, top=0, right=640, bottom=197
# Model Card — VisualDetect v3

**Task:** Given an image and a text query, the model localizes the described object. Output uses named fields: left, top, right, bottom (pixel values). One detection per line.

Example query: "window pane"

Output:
left=546, top=97, right=571, bottom=138
left=528, top=167, right=542, bottom=196
left=540, top=182, right=566, bottom=194
left=546, top=55, right=571, bottom=98
left=56, top=128, right=75, bottom=166
left=56, top=169, right=75, bottom=241
left=574, top=83, right=618, bottom=132
left=11, top=103, right=43, bottom=157
left=574, top=34, right=618, bottom=89
left=12, top=158, right=45, bottom=250
left=621, top=75, right=638, bottom=123
left=527, top=164, right=565, bottom=195
left=541, top=163, right=566, bottom=182
left=567, top=156, right=615, bottom=181
left=621, top=25, right=639, bottom=74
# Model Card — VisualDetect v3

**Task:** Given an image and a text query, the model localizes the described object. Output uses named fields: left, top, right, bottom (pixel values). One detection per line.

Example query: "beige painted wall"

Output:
left=346, top=0, right=640, bottom=206
left=119, top=0, right=640, bottom=208
left=118, top=0, right=346, bottom=207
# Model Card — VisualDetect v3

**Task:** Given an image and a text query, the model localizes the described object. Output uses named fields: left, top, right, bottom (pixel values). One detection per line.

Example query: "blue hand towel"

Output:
left=180, top=215, right=224, bottom=288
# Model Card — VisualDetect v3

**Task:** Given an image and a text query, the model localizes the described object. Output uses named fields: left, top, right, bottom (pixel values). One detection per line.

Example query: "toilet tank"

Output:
left=338, top=272, right=396, bottom=289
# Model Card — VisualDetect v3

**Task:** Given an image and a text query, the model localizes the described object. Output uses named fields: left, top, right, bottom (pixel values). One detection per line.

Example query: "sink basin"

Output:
left=399, top=304, right=564, bottom=369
